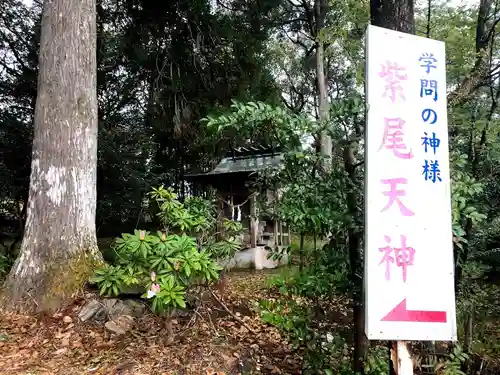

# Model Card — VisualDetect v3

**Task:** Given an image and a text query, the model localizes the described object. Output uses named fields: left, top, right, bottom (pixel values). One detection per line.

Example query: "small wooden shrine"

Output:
left=185, top=145, right=290, bottom=249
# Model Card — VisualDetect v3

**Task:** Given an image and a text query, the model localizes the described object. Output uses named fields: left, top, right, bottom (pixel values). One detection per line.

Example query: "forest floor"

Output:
left=0, top=270, right=350, bottom=375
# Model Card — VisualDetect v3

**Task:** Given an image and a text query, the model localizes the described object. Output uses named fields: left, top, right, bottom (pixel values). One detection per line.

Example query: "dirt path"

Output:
left=0, top=271, right=302, bottom=375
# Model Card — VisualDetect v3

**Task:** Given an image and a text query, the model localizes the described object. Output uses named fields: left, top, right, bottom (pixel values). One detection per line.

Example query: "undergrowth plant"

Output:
left=90, top=186, right=242, bottom=333
left=258, top=239, right=358, bottom=374
left=0, top=252, right=11, bottom=278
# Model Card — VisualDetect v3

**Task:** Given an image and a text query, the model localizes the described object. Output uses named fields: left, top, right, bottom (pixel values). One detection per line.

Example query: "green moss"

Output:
left=40, top=245, right=104, bottom=311
left=1, top=243, right=104, bottom=313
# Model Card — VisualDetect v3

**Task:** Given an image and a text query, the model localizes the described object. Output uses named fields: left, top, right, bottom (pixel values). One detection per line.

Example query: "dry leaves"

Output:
left=0, top=271, right=302, bottom=375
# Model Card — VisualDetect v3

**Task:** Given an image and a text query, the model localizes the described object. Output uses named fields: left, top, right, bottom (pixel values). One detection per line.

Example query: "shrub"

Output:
left=90, top=186, right=243, bottom=320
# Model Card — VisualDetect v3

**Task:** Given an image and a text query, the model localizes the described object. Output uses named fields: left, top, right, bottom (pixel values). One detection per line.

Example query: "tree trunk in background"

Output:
left=370, top=0, right=415, bottom=33
left=369, top=1, right=415, bottom=374
left=344, top=145, right=365, bottom=373
left=1, top=0, right=103, bottom=312
left=454, top=0, right=495, bottom=291
left=448, top=0, right=494, bottom=106
left=314, top=0, right=332, bottom=169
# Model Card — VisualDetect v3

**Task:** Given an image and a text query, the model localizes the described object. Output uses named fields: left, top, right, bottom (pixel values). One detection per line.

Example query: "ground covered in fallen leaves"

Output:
left=0, top=271, right=307, bottom=375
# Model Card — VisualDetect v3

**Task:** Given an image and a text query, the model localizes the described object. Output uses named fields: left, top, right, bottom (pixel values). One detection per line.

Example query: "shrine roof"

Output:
left=186, top=145, right=283, bottom=178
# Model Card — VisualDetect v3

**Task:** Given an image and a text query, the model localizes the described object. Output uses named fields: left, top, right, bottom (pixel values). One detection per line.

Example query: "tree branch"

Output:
left=300, top=0, right=316, bottom=37
left=209, top=289, right=256, bottom=334
left=448, top=0, right=495, bottom=106
left=0, top=29, right=30, bottom=72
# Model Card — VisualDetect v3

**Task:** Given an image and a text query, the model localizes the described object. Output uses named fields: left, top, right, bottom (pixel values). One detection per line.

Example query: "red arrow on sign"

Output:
left=381, top=298, right=447, bottom=323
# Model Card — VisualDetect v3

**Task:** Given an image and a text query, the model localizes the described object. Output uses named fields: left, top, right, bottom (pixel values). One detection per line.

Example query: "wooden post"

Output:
left=250, top=193, right=258, bottom=248
left=273, top=220, right=278, bottom=247
left=279, top=221, right=284, bottom=246
left=229, top=195, right=234, bottom=220
left=390, top=341, right=413, bottom=375
left=272, top=190, right=278, bottom=246
left=216, top=192, right=225, bottom=241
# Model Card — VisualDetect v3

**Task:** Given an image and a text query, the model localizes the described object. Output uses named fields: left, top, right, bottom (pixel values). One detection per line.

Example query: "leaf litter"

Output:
left=0, top=271, right=303, bottom=375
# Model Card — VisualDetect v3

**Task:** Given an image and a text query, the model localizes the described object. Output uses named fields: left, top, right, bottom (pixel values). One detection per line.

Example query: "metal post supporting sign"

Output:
left=364, top=25, right=457, bottom=373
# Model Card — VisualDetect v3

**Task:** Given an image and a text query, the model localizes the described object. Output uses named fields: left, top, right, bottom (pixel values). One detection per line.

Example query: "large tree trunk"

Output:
left=370, top=0, right=415, bottom=33
left=1, top=0, right=102, bottom=312
left=314, top=0, right=332, bottom=168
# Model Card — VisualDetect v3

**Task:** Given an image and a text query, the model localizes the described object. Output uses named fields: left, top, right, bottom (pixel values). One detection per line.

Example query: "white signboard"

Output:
left=364, top=25, right=456, bottom=341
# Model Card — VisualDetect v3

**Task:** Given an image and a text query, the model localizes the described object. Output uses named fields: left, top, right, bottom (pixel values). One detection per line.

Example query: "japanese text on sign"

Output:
left=365, top=25, right=456, bottom=342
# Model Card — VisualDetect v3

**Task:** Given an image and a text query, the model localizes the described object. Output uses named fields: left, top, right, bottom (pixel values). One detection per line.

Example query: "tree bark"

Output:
left=343, top=145, right=366, bottom=374
left=1, top=0, right=103, bottom=312
left=370, top=0, right=415, bottom=33
left=314, top=0, right=332, bottom=168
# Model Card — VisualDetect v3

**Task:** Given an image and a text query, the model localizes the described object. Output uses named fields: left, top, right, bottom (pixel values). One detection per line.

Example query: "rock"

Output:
left=105, top=315, right=134, bottom=335
left=62, top=316, right=73, bottom=324
left=115, top=314, right=135, bottom=329
left=119, top=284, right=146, bottom=295
left=78, top=298, right=146, bottom=323
left=102, top=298, right=145, bottom=320
left=224, top=246, right=289, bottom=270
left=123, top=299, right=146, bottom=317
left=237, top=357, right=253, bottom=373
left=78, top=300, right=106, bottom=322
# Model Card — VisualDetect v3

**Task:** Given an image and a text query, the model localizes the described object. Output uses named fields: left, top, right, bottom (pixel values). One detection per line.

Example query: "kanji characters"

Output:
left=373, top=51, right=443, bottom=287
left=418, top=53, right=437, bottom=74
left=380, top=177, right=415, bottom=216
left=379, top=234, right=416, bottom=282
left=379, top=117, right=413, bottom=159
left=422, top=159, right=442, bottom=183
left=378, top=61, right=408, bottom=102
left=420, top=79, right=438, bottom=101
left=421, top=132, right=441, bottom=154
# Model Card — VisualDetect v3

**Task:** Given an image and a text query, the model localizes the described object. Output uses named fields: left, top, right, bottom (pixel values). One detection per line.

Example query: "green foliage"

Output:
left=259, top=296, right=338, bottom=374
left=416, top=3, right=477, bottom=86
left=3, top=0, right=500, bottom=372
left=0, top=252, right=12, bottom=278
left=269, top=243, right=351, bottom=297
left=434, top=345, right=469, bottom=375
left=90, top=186, right=242, bottom=315
left=451, top=153, right=486, bottom=226
left=259, top=239, right=359, bottom=373
left=150, top=274, right=186, bottom=311
left=449, top=152, right=487, bottom=272
left=362, top=346, right=390, bottom=375
left=90, top=264, right=135, bottom=297
left=205, top=94, right=362, bottom=372
left=202, top=100, right=311, bottom=148
left=259, top=291, right=389, bottom=375
left=272, top=160, right=349, bottom=237
left=455, top=259, right=500, bottom=359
